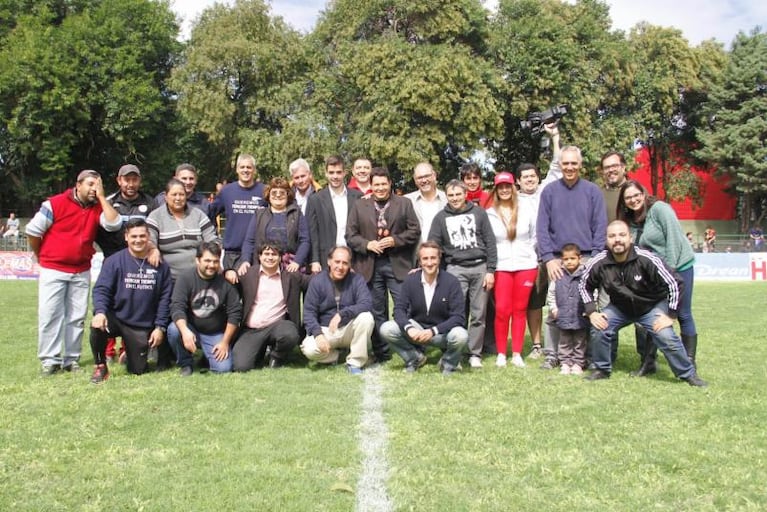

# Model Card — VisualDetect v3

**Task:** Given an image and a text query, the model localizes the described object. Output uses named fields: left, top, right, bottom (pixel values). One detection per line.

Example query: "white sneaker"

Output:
left=495, top=354, right=507, bottom=367
left=560, top=363, right=571, bottom=375
left=511, top=354, right=526, bottom=368
left=570, top=364, right=584, bottom=375
left=469, top=355, right=483, bottom=368
left=528, top=345, right=543, bottom=359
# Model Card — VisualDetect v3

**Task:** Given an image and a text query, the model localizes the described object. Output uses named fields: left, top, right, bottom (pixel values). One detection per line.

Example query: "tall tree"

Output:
left=305, top=0, right=502, bottom=184
left=489, top=0, right=633, bottom=177
left=0, top=0, right=180, bottom=209
left=170, top=0, right=308, bottom=182
left=626, top=23, right=725, bottom=202
left=696, top=29, right=767, bottom=229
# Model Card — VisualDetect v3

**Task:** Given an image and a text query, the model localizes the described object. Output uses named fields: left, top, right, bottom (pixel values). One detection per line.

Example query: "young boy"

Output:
left=546, top=243, right=589, bottom=374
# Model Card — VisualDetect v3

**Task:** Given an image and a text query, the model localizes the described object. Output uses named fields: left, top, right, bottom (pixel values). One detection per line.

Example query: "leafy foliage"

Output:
left=696, top=29, right=767, bottom=227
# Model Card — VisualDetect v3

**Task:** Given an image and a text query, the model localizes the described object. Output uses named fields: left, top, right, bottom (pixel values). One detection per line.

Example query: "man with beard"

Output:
left=96, top=164, right=159, bottom=363
left=26, top=170, right=121, bottom=375
left=580, top=221, right=706, bottom=386
left=167, top=242, right=242, bottom=376
left=405, top=162, right=447, bottom=243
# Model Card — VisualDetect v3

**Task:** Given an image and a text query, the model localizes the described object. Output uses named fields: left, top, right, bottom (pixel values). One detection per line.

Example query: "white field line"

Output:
left=355, top=366, right=394, bottom=512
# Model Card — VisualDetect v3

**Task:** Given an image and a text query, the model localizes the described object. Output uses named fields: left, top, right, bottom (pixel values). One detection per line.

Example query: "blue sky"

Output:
left=173, top=0, right=766, bottom=47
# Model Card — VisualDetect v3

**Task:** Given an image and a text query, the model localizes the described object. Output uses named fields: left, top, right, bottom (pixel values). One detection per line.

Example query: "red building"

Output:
left=630, top=147, right=736, bottom=220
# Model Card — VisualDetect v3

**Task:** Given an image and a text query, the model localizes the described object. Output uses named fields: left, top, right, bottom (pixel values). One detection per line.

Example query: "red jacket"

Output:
left=39, top=190, right=103, bottom=273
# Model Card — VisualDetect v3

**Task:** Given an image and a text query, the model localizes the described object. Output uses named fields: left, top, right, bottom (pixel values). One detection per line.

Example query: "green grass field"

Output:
left=1, top=281, right=765, bottom=511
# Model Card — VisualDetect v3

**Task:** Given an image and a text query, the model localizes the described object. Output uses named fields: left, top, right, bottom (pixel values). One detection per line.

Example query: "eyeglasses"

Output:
left=624, top=192, right=643, bottom=202
left=415, top=175, right=433, bottom=181
left=270, top=190, right=288, bottom=197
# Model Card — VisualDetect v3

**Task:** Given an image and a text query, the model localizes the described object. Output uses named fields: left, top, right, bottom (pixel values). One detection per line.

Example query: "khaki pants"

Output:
left=301, top=312, right=374, bottom=368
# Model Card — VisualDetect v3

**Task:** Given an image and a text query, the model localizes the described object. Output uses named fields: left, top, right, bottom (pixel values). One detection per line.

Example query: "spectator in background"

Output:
left=26, top=170, right=121, bottom=375
left=208, top=153, right=266, bottom=273
left=2, top=212, right=20, bottom=242
left=703, top=225, right=716, bottom=253
left=749, top=225, right=764, bottom=251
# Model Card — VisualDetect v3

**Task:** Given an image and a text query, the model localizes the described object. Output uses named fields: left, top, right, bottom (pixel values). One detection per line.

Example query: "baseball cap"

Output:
left=494, top=172, right=515, bottom=186
left=118, top=164, right=141, bottom=177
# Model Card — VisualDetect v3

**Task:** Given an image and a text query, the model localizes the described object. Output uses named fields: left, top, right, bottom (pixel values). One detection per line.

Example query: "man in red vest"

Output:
left=26, top=170, right=121, bottom=376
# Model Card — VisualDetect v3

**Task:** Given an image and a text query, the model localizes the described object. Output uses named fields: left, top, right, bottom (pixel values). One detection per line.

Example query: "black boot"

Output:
left=630, top=326, right=657, bottom=377
left=681, top=334, right=698, bottom=368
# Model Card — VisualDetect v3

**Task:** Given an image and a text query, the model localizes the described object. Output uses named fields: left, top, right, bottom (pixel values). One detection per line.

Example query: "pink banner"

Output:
left=0, top=251, right=40, bottom=279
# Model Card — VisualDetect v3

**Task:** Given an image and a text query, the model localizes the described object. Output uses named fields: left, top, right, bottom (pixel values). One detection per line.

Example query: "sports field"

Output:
left=1, top=281, right=765, bottom=511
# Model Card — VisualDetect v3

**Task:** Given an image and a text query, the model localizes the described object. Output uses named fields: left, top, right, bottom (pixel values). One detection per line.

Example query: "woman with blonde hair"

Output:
left=486, top=172, right=539, bottom=368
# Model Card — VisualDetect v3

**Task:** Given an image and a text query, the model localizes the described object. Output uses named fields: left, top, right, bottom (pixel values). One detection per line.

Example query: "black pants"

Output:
left=89, top=313, right=166, bottom=374
left=232, top=320, right=300, bottom=371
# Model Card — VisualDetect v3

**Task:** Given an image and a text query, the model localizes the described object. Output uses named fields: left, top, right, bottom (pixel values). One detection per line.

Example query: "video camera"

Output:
left=520, top=104, right=569, bottom=135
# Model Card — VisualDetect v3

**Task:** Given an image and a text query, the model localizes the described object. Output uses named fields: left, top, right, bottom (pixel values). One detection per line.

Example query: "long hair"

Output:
left=616, top=179, right=658, bottom=225
left=486, top=183, right=518, bottom=241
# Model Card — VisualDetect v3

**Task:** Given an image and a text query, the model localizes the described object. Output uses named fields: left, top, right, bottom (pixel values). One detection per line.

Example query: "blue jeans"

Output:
left=167, top=323, right=232, bottom=373
left=380, top=320, right=468, bottom=371
left=592, top=302, right=694, bottom=379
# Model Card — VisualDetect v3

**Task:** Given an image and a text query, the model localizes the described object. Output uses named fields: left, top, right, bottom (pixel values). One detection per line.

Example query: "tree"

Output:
left=0, top=0, right=181, bottom=209
left=696, top=29, right=767, bottom=229
left=625, top=23, right=726, bottom=203
left=489, top=0, right=633, bottom=177
left=305, top=0, right=502, bottom=185
left=170, top=0, right=309, bottom=182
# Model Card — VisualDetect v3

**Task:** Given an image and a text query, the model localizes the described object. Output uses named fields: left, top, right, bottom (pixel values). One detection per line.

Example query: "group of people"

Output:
left=26, top=124, right=706, bottom=386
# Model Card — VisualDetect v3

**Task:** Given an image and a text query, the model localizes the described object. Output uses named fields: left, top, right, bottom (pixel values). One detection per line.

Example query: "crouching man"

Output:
left=168, top=242, right=242, bottom=376
left=232, top=242, right=309, bottom=371
left=580, top=221, right=706, bottom=386
left=89, top=219, right=173, bottom=382
left=380, top=241, right=468, bottom=375
left=300, top=246, right=374, bottom=374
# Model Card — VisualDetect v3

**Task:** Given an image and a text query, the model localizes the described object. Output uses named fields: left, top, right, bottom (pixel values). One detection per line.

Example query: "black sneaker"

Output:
left=584, top=369, right=611, bottom=381
left=90, top=364, right=109, bottom=384
left=540, top=358, right=557, bottom=370
left=179, top=366, right=193, bottom=377
left=684, top=374, right=708, bottom=387
left=404, top=353, right=428, bottom=373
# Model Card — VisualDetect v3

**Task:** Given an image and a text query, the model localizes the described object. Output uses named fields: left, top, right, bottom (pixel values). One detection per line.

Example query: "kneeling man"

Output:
left=89, top=219, right=173, bottom=382
left=580, top=221, right=706, bottom=386
left=380, top=241, right=468, bottom=375
left=300, top=246, right=374, bottom=374
left=168, top=242, right=242, bottom=376
left=232, top=242, right=309, bottom=371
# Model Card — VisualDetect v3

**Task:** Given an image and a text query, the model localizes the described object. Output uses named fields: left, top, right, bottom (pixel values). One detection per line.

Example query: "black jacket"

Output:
left=579, top=245, right=682, bottom=319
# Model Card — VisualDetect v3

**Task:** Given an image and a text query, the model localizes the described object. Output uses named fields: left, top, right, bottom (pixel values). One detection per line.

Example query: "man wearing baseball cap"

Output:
left=96, top=164, right=159, bottom=362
